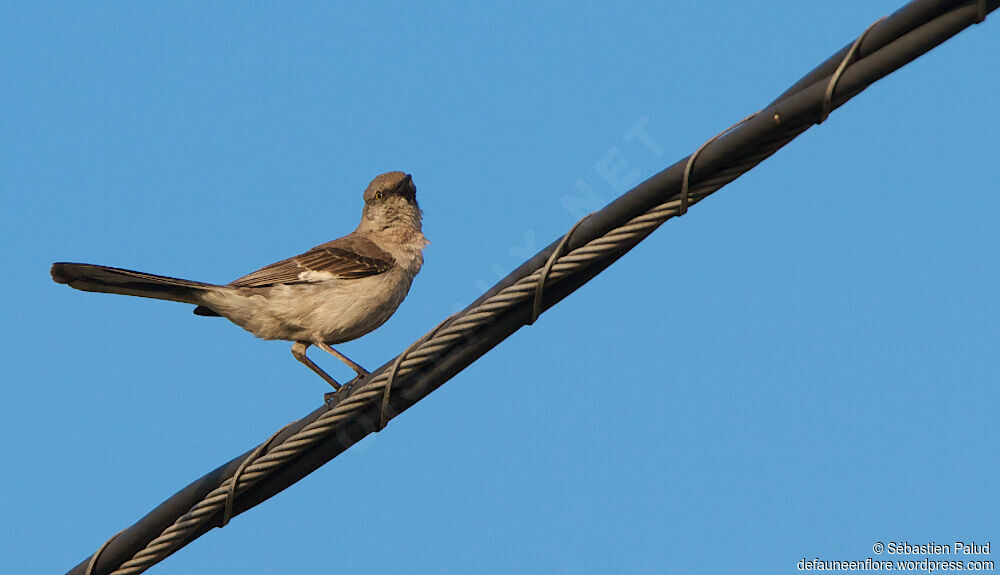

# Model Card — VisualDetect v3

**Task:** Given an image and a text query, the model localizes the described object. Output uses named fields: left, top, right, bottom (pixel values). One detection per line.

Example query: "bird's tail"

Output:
left=51, top=262, right=219, bottom=305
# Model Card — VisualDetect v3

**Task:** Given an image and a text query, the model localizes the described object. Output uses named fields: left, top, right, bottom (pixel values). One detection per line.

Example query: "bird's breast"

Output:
left=204, top=269, right=415, bottom=344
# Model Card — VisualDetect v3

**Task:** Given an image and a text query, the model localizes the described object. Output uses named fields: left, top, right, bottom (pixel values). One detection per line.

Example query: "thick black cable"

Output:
left=69, top=1, right=996, bottom=573
left=769, top=0, right=964, bottom=106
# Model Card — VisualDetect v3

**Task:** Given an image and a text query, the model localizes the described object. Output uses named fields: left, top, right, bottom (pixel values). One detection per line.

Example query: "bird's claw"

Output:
left=346, top=370, right=370, bottom=388
left=323, top=369, right=370, bottom=406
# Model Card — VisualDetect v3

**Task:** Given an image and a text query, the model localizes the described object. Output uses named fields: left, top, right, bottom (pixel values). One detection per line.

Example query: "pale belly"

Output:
left=200, top=270, right=413, bottom=344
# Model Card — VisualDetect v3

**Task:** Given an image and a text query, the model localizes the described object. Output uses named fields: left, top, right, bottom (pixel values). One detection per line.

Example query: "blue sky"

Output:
left=2, top=2, right=997, bottom=573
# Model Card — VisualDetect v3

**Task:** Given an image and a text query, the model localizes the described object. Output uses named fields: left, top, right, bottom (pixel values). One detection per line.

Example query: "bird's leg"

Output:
left=291, top=341, right=341, bottom=390
left=316, top=343, right=370, bottom=386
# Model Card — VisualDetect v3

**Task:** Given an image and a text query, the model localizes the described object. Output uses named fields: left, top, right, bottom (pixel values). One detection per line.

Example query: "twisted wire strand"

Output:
left=377, top=318, right=450, bottom=431
left=819, top=17, right=886, bottom=124
left=529, top=214, right=592, bottom=325
left=219, top=422, right=294, bottom=528
left=85, top=531, right=122, bottom=575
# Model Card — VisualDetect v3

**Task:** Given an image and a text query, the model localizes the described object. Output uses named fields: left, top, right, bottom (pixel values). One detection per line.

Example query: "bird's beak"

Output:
left=395, top=173, right=415, bottom=197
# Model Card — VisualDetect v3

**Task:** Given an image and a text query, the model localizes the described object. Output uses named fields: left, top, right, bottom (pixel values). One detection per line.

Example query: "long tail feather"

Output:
left=51, top=262, right=218, bottom=305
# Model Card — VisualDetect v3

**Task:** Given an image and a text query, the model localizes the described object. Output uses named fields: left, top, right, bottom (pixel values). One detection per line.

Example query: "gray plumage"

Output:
left=51, top=171, right=428, bottom=392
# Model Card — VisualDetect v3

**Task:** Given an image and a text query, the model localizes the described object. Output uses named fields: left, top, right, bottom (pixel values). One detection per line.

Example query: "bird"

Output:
left=51, top=171, right=428, bottom=396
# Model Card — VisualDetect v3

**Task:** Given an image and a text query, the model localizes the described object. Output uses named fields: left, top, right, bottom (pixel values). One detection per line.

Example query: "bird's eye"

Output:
left=375, top=191, right=384, bottom=201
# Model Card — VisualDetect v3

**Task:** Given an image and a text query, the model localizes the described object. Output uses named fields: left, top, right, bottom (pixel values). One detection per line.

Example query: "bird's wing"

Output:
left=228, top=235, right=396, bottom=288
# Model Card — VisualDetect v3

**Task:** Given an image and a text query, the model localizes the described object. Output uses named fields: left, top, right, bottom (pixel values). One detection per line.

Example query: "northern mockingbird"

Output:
left=51, top=171, right=427, bottom=394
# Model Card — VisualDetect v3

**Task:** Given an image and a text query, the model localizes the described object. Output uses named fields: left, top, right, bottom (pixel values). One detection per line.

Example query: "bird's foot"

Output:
left=345, top=369, right=370, bottom=388
left=323, top=369, right=370, bottom=406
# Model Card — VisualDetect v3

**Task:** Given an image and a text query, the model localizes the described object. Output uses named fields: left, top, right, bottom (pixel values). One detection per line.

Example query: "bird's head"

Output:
left=358, top=171, right=422, bottom=236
